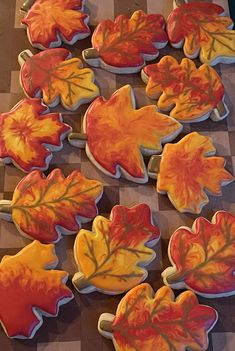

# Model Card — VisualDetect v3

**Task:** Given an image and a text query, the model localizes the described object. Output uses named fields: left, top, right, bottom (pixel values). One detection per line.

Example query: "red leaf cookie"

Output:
left=167, top=2, right=235, bottom=65
left=0, top=99, right=71, bottom=172
left=0, top=241, right=73, bottom=338
left=83, top=10, right=168, bottom=73
left=0, top=169, right=103, bottom=243
left=98, top=284, right=218, bottom=351
left=142, top=55, right=228, bottom=122
left=21, top=0, right=90, bottom=50
left=162, top=211, right=235, bottom=298
left=68, top=85, right=182, bottom=183
left=73, top=204, right=160, bottom=294
left=19, top=48, right=100, bottom=111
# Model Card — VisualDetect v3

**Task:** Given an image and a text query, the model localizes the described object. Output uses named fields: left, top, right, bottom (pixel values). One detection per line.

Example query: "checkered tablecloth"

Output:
left=0, top=0, right=234, bottom=350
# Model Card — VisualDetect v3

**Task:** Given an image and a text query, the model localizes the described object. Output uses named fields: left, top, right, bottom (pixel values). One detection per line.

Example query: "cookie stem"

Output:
left=0, top=201, right=12, bottom=214
left=20, top=0, right=36, bottom=13
left=210, top=100, right=229, bottom=121
left=72, top=273, right=91, bottom=292
left=165, top=271, right=183, bottom=285
left=68, top=133, right=87, bottom=148
left=147, top=155, right=162, bottom=179
left=18, top=50, right=33, bottom=66
left=83, top=48, right=100, bottom=60
left=99, top=319, right=114, bottom=334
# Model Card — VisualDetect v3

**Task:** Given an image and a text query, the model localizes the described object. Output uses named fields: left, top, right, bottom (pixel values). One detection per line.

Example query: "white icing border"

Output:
left=72, top=203, right=161, bottom=295
left=162, top=210, right=235, bottom=298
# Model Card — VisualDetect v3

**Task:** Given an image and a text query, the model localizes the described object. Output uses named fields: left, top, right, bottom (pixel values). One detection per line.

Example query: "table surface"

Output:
left=0, top=0, right=235, bottom=350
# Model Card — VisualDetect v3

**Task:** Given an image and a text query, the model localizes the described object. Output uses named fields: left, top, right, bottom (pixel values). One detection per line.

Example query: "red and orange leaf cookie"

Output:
left=167, top=2, right=235, bottom=65
left=98, top=283, right=218, bottom=351
left=21, top=0, right=90, bottom=50
left=19, top=48, right=100, bottom=111
left=0, top=169, right=103, bottom=243
left=142, top=56, right=228, bottom=122
left=0, top=240, right=73, bottom=339
left=72, top=204, right=160, bottom=294
left=162, top=211, right=235, bottom=298
left=82, top=10, right=168, bottom=73
left=68, top=85, right=182, bottom=183
left=0, top=99, right=71, bottom=173
left=148, top=132, right=234, bottom=213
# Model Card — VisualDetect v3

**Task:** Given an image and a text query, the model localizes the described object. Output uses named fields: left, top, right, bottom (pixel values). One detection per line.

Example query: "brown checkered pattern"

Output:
left=0, top=0, right=234, bottom=350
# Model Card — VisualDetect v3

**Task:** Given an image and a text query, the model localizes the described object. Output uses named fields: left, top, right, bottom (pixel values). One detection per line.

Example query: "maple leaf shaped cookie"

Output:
left=19, top=49, right=100, bottom=111
left=98, top=284, right=218, bottom=351
left=68, top=85, right=182, bottom=183
left=83, top=10, right=168, bottom=73
left=0, top=168, right=103, bottom=243
left=73, top=204, right=160, bottom=294
left=142, top=56, right=228, bottom=122
left=162, top=211, right=235, bottom=298
left=21, top=0, right=90, bottom=50
left=148, top=132, right=234, bottom=213
left=0, top=240, right=73, bottom=339
left=167, top=3, right=235, bottom=65
left=0, top=99, right=71, bottom=172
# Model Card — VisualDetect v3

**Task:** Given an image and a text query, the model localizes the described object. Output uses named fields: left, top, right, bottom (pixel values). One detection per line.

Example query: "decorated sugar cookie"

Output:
left=167, top=3, right=235, bottom=65
left=0, top=169, right=103, bottom=243
left=68, top=85, right=182, bottom=183
left=142, top=56, right=229, bottom=122
left=0, top=99, right=71, bottom=172
left=21, top=0, right=90, bottom=50
left=82, top=10, right=168, bottom=73
left=162, top=211, right=235, bottom=298
left=98, top=284, right=218, bottom=351
left=72, top=204, right=160, bottom=295
left=148, top=132, right=234, bottom=213
left=19, top=49, right=100, bottom=111
left=0, top=240, right=73, bottom=338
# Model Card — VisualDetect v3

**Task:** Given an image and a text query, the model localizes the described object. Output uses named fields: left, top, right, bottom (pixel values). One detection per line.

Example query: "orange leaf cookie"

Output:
left=167, top=3, right=235, bottom=65
left=0, top=241, right=73, bottom=339
left=21, top=0, right=90, bottom=50
left=68, top=85, right=182, bottom=183
left=98, top=283, right=218, bottom=351
left=163, top=211, right=235, bottom=298
left=83, top=10, right=168, bottom=73
left=0, top=169, right=103, bottom=243
left=73, top=204, right=160, bottom=294
left=142, top=56, right=228, bottom=122
left=19, top=49, right=100, bottom=111
left=0, top=99, right=71, bottom=172
left=148, top=132, right=234, bottom=213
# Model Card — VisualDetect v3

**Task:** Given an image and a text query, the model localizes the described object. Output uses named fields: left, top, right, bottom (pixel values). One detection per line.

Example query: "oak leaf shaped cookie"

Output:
left=72, top=204, right=160, bottom=294
left=68, top=85, right=182, bottom=183
left=148, top=132, right=234, bottom=213
left=167, top=3, right=235, bottom=65
left=162, top=211, right=235, bottom=298
left=21, top=0, right=90, bottom=50
left=0, top=99, right=71, bottom=172
left=19, top=49, right=99, bottom=111
left=83, top=10, right=168, bottom=73
left=0, top=169, right=103, bottom=243
left=0, top=240, right=73, bottom=339
left=98, top=284, right=218, bottom=351
left=142, top=56, right=228, bottom=122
